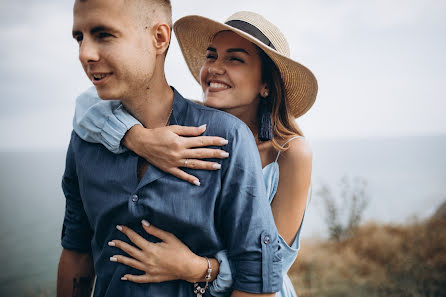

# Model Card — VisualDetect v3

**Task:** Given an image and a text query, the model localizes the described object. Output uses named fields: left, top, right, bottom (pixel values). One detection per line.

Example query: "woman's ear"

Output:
left=260, top=84, right=270, bottom=98
left=153, top=22, right=171, bottom=55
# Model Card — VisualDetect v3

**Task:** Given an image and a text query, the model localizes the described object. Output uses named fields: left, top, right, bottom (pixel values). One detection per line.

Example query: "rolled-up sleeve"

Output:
left=73, top=87, right=141, bottom=154
left=216, top=123, right=282, bottom=293
left=61, top=132, right=93, bottom=252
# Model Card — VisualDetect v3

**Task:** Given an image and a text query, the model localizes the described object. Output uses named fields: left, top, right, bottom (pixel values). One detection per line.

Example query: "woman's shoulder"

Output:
left=277, top=136, right=312, bottom=170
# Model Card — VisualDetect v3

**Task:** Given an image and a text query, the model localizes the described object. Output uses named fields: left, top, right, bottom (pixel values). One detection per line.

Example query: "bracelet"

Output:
left=193, top=257, right=212, bottom=297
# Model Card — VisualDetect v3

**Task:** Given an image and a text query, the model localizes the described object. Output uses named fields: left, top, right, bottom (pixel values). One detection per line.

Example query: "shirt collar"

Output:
left=169, top=87, right=188, bottom=126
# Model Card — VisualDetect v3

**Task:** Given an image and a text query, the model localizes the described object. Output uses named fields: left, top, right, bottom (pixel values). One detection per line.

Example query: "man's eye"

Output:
left=74, top=35, right=83, bottom=44
left=97, top=32, right=112, bottom=39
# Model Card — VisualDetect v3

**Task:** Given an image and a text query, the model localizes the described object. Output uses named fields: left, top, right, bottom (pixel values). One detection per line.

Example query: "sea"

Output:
left=1, top=135, right=445, bottom=296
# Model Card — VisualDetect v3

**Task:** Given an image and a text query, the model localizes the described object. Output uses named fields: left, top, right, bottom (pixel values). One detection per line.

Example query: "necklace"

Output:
left=164, top=106, right=173, bottom=127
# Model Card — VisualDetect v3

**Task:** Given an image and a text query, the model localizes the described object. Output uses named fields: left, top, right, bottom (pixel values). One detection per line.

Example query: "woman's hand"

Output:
left=109, top=220, right=218, bottom=283
left=123, top=124, right=229, bottom=185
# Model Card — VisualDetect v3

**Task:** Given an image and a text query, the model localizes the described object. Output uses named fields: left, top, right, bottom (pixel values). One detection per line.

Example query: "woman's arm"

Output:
left=272, top=138, right=312, bottom=245
left=73, top=88, right=230, bottom=184
left=122, top=124, right=230, bottom=185
left=108, top=221, right=220, bottom=283
left=74, top=87, right=140, bottom=153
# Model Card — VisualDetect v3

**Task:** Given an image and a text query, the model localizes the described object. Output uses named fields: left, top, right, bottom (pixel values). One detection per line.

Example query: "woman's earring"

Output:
left=258, top=95, right=273, bottom=141
left=263, top=91, right=269, bottom=98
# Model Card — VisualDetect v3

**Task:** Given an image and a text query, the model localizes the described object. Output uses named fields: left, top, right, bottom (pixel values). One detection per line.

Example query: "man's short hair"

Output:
left=78, top=0, right=172, bottom=27
left=135, top=0, right=172, bottom=28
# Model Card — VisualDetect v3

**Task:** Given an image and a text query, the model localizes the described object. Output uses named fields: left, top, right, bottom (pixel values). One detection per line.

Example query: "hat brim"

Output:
left=173, top=15, right=318, bottom=118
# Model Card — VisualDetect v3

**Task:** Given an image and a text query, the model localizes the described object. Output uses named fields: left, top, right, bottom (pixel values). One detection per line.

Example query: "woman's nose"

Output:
left=208, top=60, right=225, bottom=75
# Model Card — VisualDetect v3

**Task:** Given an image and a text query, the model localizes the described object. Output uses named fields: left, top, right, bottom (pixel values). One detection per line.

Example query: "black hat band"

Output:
left=225, top=20, right=276, bottom=51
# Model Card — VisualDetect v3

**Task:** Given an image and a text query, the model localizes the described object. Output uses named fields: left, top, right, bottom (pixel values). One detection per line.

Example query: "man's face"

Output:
left=72, top=0, right=157, bottom=101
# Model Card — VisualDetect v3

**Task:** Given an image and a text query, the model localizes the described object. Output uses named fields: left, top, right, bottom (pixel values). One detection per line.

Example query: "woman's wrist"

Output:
left=185, top=256, right=219, bottom=283
left=122, top=124, right=146, bottom=154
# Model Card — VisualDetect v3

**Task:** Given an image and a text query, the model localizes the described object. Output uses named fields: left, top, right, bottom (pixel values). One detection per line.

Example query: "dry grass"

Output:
left=289, top=218, right=446, bottom=297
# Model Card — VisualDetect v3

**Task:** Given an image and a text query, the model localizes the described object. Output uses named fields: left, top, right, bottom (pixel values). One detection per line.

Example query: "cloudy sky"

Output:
left=1, top=0, right=445, bottom=151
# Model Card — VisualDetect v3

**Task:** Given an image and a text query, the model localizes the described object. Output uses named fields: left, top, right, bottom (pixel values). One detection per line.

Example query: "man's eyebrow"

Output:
left=72, top=25, right=118, bottom=38
left=90, top=25, right=116, bottom=35
left=227, top=48, right=250, bottom=55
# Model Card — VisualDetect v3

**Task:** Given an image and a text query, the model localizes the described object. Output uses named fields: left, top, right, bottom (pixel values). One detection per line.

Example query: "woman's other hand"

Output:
left=123, top=124, right=229, bottom=185
left=109, top=220, right=218, bottom=283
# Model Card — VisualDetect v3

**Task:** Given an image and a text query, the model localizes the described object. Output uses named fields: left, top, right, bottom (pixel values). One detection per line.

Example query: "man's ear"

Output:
left=153, top=23, right=171, bottom=55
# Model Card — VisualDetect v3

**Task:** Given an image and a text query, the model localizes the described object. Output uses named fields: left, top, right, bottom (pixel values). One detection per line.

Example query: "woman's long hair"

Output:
left=259, top=49, right=304, bottom=152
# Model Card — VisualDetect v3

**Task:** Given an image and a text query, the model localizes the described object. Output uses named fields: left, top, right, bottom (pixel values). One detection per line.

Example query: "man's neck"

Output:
left=122, top=80, right=174, bottom=129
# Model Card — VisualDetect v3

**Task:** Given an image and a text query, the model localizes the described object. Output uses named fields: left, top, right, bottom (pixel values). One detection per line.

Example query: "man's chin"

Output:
left=95, top=88, right=120, bottom=101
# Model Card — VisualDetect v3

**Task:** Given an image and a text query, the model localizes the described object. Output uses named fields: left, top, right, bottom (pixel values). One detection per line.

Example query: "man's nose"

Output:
left=79, top=39, right=100, bottom=64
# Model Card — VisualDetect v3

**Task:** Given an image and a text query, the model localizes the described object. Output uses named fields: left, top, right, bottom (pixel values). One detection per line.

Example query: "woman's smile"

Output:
left=207, top=80, right=232, bottom=92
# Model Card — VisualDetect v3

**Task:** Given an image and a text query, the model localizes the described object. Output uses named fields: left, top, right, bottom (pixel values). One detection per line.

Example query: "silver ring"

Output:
left=184, top=159, right=188, bottom=167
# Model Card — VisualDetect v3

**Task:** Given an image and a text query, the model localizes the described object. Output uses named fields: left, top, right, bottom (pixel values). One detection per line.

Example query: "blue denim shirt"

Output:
left=62, top=88, right=283, bottom=296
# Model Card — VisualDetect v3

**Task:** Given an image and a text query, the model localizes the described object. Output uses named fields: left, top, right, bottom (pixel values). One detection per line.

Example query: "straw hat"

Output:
left=173, top=11, right=318, bottom=118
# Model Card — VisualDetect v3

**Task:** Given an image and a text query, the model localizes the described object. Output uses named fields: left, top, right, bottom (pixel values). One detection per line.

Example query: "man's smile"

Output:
left=89, top=72, right=113, bottom=85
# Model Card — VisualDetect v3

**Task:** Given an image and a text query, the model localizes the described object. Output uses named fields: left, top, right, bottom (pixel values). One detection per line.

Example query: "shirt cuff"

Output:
left=209, top=250, right=233, bottom=297
left=101, top=104, right=141, bottom=154
left=61, top=200, right=92, bottom=253
left=232, top=231, right=283, bottom=293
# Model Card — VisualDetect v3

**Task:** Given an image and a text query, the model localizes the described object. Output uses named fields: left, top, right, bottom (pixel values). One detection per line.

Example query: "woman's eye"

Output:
left=230, top=57, right=244, bottom=63
left=206, top=54, right=217, bottom=60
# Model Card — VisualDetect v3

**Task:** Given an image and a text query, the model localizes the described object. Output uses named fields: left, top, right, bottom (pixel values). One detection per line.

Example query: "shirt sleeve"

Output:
left=215, top=123, right=283, bottom=294
left=61, top=131, right=93, bottom=252
left=209, top=250, right=233, bottom=297
left=73, top=87, right=141, bottom=154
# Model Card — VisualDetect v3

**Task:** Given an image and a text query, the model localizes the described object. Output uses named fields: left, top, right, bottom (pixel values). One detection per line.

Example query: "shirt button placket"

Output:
left=131, top=194, right=138, bottom=202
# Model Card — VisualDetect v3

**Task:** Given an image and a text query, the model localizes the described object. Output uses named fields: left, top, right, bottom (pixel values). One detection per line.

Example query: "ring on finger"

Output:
left=184, top=159, right=189, bottom=167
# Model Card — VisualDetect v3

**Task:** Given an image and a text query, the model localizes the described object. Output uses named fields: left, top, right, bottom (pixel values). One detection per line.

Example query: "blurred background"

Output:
left=1, top=0, right=445, bottom=296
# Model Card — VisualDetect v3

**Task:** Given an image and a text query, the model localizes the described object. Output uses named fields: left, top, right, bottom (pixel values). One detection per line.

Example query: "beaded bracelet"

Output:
left=193, top=257, right=212, bottom=297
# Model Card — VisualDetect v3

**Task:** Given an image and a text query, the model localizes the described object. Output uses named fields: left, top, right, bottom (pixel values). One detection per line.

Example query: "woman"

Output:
left=74, top=11, right=317, bottom=297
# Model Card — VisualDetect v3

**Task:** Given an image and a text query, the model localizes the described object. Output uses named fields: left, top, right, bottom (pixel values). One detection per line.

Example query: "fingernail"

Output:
left=121, top=277, right=128, bottom=281
left=212, top=163, right=221, bottom=169
left=108, top=241, right=115, bottom=247
left=193, top=180, right=201, bottom=186
left=110, top=257, right=117, bottom=262
left=142, top=219, right=150, bottom=227
left=220, top=139, right=228, bottom=145
left=221, top=152, right=229, bottom=158
left=116, top=225, right=123, bottom=231
left=199, top=124, right=207, bottom=129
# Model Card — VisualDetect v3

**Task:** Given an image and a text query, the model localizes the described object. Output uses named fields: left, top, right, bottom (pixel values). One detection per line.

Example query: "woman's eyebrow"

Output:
left=206, top=47, right=217, bottom=52
left=227, top=48, right=250, bottom=55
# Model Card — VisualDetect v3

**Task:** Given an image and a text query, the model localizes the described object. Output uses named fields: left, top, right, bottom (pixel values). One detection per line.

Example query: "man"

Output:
left=57, top=0, right=282, bottom=296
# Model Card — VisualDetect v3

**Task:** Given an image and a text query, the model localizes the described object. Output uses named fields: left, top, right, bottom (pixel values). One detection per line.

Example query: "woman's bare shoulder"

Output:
left=280, top=137, right=312, bottom=166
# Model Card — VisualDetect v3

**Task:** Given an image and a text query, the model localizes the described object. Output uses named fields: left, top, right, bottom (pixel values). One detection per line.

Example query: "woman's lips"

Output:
left=208, top=81, right=231, bottom=92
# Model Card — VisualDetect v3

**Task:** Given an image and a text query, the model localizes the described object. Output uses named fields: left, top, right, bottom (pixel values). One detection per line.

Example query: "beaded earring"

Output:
left=258, top=90, right=273, bottom=141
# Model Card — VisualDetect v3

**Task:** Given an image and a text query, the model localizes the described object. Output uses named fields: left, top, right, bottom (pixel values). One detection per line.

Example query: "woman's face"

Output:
left=200, top=31, right=267, bottom=116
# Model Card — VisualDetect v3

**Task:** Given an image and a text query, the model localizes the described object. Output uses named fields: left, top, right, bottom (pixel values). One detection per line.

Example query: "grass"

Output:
left=289, top=217, right=446, bottom=297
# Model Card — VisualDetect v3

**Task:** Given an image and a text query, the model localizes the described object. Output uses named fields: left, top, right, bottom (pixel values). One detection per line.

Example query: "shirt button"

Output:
left=131, top=194, right=138, bottom=202
left=264, top=235, right=270, bottom=244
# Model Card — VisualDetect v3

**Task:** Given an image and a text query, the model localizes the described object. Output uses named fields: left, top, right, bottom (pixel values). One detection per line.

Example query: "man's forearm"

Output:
left=231, top=291, right=275, bottom=297
left=57, top=248, right=95, bottom=297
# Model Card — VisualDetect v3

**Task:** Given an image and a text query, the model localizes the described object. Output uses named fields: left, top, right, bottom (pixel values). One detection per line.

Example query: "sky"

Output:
left=1, top=0, right=445, bottom=151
